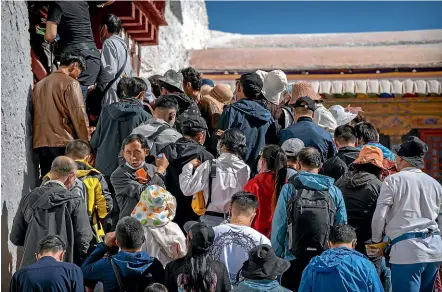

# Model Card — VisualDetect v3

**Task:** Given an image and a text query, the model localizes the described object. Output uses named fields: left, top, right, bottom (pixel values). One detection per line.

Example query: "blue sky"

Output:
left=206, top=1, right=442, bottom=34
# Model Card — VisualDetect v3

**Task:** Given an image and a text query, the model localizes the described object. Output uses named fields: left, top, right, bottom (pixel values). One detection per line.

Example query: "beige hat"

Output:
left=209, top=84, right=233, bottom=105
left=262, top=70, right=288, bottom=105
left=200, top=84, right=213, bottom=96
left=289, top=81, right=321, bottom=104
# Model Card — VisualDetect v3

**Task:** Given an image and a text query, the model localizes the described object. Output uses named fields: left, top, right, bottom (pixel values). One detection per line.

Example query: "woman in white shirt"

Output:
left=179, top=128, right=251, bottom=227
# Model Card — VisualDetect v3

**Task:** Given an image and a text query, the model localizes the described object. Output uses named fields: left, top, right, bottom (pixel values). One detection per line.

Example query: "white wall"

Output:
left=140, top=0, right=210, bottom=76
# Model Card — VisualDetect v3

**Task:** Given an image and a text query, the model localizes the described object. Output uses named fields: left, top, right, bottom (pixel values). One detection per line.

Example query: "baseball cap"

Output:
left=180, top=116, right=208, bottom=133
left=183, top=221, right=215, bottom=256
left=293, top=96, right=316, bottom=111
left=239, top=73, right=264, bottom=99
left=281, top=138, right=305, bottom=157
left=392, top=136, right=428, bottom=169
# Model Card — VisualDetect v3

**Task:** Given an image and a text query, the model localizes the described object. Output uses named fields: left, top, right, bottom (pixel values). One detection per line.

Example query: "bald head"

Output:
left=50, top=156, right=77, bottom=180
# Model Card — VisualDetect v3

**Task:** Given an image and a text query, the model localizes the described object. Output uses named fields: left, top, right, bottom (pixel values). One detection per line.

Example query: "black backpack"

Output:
left=287, top=187, right=336, bottom=259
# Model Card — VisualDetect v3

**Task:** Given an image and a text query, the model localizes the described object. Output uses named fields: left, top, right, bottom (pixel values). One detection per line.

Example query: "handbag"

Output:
left=86, top=41, right=128, bottom=126
left=191, top=160, right=217, bottom=215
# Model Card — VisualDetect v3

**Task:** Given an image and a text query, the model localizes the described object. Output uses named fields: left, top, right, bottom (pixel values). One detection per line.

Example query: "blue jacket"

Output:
left=233, top=279, right=292, bottom=292
left=358, top=142, right=395, bottom=161
left=279, top=117, right=336, bottom=162
left=298, top=247, right=383, bottom=292
left=217, top=99, right=273, bottom=170
left=81, top=243, right=164, bottom=292
left=271, top=171, right=347, bottom=261
left=10, top=256, right=84, bottom=292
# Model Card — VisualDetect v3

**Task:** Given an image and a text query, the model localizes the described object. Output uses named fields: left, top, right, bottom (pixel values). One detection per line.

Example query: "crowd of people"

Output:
left=10, top=4, right=442, bottom=292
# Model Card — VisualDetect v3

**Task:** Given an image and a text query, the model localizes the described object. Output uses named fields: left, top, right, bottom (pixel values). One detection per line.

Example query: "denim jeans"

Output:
left=391, top=262, right=441, bottom=292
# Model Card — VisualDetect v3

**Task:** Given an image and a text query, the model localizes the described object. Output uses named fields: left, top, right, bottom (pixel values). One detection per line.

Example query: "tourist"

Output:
left=335, top=146, right=384, bottom=254
left=281, top=138, right=305, bottom=181
left=280, top=95, right=336, bottom=162
left=216, top=72, right=274, bottom=173
left=91, top=77, right=151, bottom=189
left=131, top=185, right=186, bottom=266
left=200, top=84, right=234, bottom=134
left=321, top=125, right=360, bottom=181
left=158, top=69, right=201, bottom=130
left=181, top=67, right=203, bottom=103
left=202, top=78, right=216, bottom=87
left=149, top=74, right=163, bottom=99
left=271, top=147, right=347, bottom=291
left=145, top=283, right=168, bottom=292
left=111, top=134, right=168, bottom=220
left=209, top=192, right=271, bottom=286
left=232, top=244, right=291, bottom=292
left=10, top=235, right=84, bottom=292
left=82, top=217, right=165, bottom=292
left=45, top=1, right=100, bottom=100
left=95, top=14, right=132, bottom=107
left=298, top=224, right=383, bottom=292
left=371, top=136, right=442, bottom=292
left=10, top=156, right=92, bottom=268
left=355, top=122, right=395, bottom=161
left=131, top=95, right=182, bottom=154
left=261, top=70, right=290, bottom=132
left=161, top=116, right=214, bottom=229
left=32, top=53, right=89, bottom=179
left=179, top=128, right=250, bottom=227
left=244, top=145, right=287, bottom=237
left=141, top=77, right=156, bottom=114
left=165, top=222, right=232, bottom=292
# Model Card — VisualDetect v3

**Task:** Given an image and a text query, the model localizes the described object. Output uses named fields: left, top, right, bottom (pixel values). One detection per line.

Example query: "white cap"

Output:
left=262, top=70, right=288, bottom=105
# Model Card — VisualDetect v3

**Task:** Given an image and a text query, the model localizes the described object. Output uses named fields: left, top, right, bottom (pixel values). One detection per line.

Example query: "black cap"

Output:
left=293, top=96, right=316, bottom=111
left=392, top=136, right=428, bottom=169
left=239, top=73, right=263, bottom=99
left=180, top=116, right=208, bottom=132
left=240, top=244, right=290, bottom=280
left=183, top=221, right=215, bottom=256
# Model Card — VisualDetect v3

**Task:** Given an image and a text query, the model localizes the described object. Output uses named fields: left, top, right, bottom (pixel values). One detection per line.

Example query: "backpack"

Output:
left=287, top=187, right=336, bottom=259
left=191, top=160, right=217, bottom=215
left=281, top=106, right=295, bottom=129
left=147, top=124, right=173, bottom=156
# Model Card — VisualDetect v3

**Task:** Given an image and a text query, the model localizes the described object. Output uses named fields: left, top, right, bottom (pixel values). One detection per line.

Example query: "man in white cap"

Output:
left=281, top=138, right=305, bottom=180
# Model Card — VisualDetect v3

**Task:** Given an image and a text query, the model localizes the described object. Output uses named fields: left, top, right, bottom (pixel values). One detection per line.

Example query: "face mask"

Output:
left=125, top=161, right=145, bottom=170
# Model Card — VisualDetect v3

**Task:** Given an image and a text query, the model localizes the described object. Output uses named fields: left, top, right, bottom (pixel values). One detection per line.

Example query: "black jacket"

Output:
left=171, top=92, right=201, bottom=132
left=335, top=171, right=382, bottom=254
left=10, top=182, right=92, bottom=268
left=91, top=98, right=151, bottom=176
left=160, top=137, right=214, bottom=229
left=322, top=146, right=360, bottom=181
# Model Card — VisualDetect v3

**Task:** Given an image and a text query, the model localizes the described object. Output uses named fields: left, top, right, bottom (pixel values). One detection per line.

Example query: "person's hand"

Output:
left=104, top=232, right=117, bottom=248
left=189, top=158, right=201, bottom=168
left=155, top=154, right=169, bottom=174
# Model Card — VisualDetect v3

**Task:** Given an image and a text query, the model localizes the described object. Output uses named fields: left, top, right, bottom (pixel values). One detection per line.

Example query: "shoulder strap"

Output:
left=110, top=257, right=126, bottom=292
left=102, top=40, right=128, bottom=96
left=205, top=160, right=217, bottom=209
left=148, top=125, right=171, bottom=142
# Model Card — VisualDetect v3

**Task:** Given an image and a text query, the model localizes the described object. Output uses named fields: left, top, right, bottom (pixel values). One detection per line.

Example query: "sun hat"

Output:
left=289, top=81, right=321, bottom=104
left=392, top=136, right=428, bottom=169
left=255, top=70, right=268, bottom=84
left=353, top=145, right=385, bottom=169
left=329, top=105, right=358, bottom=126
left=131, top=185, right=176, bottom=227
left=239, top=244, right=290, bottom=280
left=209, top=84, right=234, bottom=105
left=158, top=69, right=184, bottom=93
left=262, top=70, right=288, bottom=105
left=281, top=138, right=305, bottom=157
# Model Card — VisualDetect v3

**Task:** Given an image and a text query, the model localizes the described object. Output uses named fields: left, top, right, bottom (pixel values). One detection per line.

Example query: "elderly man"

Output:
left=10, top=156, right=92, bottom=268
left=33, top=53, right=90, bottom=179
left=371, top=136, right=442, bottom=292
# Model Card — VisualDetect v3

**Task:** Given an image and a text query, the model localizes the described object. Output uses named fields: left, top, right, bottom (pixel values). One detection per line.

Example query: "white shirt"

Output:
left=372, top=167, right=442, bottom=264
left=179, top=153, right=250, bottom=213
left=211, top=223, right=271, bottom=284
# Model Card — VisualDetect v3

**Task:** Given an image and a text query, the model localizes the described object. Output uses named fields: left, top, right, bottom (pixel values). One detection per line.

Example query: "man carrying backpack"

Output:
left=271, top=147, right=347, bottom=291
left=81, top=217, right=165, bottom=292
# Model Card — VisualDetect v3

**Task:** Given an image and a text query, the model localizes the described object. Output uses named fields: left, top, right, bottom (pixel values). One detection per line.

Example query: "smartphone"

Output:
left=135, top=168, right=148, bottom=179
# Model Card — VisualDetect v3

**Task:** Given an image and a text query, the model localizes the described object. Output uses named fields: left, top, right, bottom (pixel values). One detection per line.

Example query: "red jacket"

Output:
left=244, top=172, right=275, bottom=237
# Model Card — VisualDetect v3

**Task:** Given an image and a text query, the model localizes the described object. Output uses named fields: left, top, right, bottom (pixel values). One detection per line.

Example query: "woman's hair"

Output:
left=144, top=283, right=168, bottom=292
left=220, top=128, right=247, bottom=158
left=260, top=145, right=287, bottom=212
left=183, top=253, right=215, bottom=292
left=353, top=162, right=383, bottom=179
